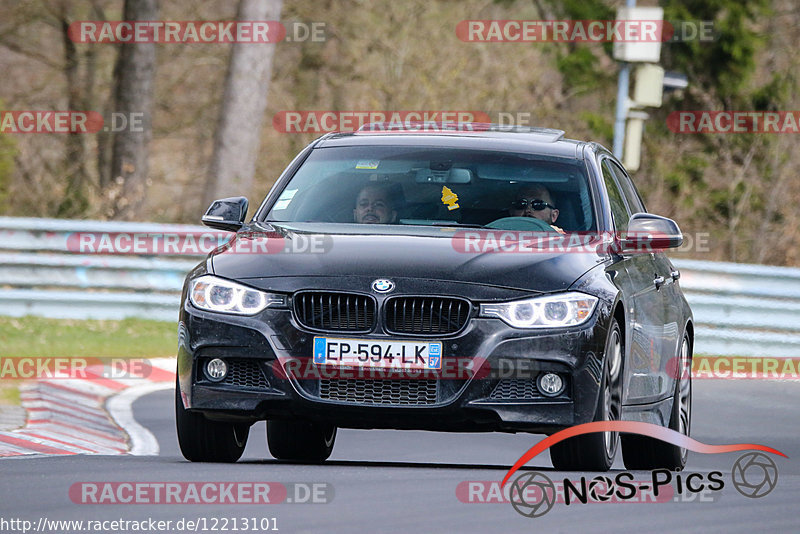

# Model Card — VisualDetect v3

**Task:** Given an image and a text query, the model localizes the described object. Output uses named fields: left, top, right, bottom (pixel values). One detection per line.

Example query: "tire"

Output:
left=622, top=333, right=692, bottom=471
left=550, top=318, right=623, bottom=471
left=267, top=420, right=336, bottom=463
left=175, top=379, right=249, bottom=463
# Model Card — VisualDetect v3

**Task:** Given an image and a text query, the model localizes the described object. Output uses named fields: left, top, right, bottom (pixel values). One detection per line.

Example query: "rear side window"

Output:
left=601, top=160, right=631, bottom=232
left=607, top=160, right=645, bottom=214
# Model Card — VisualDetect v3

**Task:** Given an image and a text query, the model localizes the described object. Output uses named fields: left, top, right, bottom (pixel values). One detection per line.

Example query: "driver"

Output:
left=353, top=184, right=398, bottom=224
left=509, top=184, right=565, bottom=234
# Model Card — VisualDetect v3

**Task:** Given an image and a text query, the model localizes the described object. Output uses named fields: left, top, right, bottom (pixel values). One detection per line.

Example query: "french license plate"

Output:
left=313, top=337, right=442, bottom=370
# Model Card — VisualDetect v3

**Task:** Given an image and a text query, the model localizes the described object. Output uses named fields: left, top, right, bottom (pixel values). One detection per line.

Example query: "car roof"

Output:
left=314, top=124, right=593, bottom=160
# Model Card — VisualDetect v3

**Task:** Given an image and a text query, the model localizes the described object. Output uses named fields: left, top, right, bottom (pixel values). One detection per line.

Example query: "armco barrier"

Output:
left=0, top=216, right=797, bottom=357
left=674, top=259, right=800, bottom=357
left=0, top=217, right=209, bottom=321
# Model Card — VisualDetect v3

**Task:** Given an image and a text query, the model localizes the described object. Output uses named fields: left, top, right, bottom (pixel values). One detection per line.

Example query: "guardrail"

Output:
left=0, top=216, right=797, bottom=357
left=673, top=259, right=800, bottom=357
left=0, top=217, right=210, bottom=321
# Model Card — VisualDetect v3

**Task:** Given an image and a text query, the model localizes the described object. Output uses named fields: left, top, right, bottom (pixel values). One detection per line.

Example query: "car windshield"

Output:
left=264, top=145, right=595, bottom=231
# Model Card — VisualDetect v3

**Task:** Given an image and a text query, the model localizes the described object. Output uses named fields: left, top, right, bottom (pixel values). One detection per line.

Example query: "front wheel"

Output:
left=267, top=420, right=336, bottom=463
left=175, top=379, right=249, bottom=462
left=622, top=333, right=692, bottom=470
left=549, top=318, right=623, bottom=471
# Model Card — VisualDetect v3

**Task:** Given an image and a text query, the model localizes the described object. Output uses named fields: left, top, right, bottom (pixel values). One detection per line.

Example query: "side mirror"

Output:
left=202, top=196, right=248, bottom=232
left=621, top=213, right=683, bottom=252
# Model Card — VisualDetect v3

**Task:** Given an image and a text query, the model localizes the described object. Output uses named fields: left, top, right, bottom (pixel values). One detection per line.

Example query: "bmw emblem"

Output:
left=372, top=279, right=395, bottom=293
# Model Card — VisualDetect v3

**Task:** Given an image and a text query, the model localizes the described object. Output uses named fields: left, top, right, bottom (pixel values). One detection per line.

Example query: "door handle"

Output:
left=653, top=275, right=665, bottom=289
left=670, top=270, right=680, bottom=281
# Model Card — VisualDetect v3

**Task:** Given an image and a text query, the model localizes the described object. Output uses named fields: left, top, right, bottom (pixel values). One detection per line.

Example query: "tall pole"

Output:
left=613, top=64, right=629, bottom=158
left=612, top=0, right=637, bottom=159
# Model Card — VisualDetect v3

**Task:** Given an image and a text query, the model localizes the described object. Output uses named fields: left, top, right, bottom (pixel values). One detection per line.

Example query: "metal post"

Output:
left=613, top=64, right=629, bottom=158
left=612, top=0, right=637, bottom=159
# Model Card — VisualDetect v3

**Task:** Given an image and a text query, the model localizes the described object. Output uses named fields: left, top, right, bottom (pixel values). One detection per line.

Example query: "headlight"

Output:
left=189, top=275, right=287, bottom=315
left=479, top=292, right=598, bottom=329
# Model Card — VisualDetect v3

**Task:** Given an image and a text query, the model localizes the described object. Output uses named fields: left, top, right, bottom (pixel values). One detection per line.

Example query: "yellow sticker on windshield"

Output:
left=355, top=160, right=380, bottom=170
left=441, top=186, right=459, bottom=211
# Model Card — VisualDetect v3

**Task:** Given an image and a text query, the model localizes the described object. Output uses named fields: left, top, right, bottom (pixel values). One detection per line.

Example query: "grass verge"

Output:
left=0, top=316, right=177, bottom=359
left=0, top=385, right=20, bottom=405
left=0, top=316, right=177, bottom=408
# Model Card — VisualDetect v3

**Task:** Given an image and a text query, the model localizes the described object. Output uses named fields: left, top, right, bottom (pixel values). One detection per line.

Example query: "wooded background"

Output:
left=0, top=0, right=797, bottom=265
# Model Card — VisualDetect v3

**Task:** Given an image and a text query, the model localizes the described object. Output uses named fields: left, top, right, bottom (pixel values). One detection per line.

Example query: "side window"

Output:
left=607, top=160, right=645, bottom=214
left=601, top=160, right=631, bottom=232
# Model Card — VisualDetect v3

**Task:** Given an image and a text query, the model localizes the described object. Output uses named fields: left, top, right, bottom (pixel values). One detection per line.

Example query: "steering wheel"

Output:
left=485, top=216, right=558, bottom=232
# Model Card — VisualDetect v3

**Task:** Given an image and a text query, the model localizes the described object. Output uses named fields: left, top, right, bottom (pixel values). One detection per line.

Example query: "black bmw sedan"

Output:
left=176, top=124, right=693, bottom=472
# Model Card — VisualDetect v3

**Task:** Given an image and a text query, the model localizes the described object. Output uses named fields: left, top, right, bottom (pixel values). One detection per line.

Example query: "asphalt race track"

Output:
left=1, top=380, right=798, bottom=533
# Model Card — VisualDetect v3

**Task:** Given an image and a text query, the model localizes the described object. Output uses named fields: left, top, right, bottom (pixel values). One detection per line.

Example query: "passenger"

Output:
left=353, top=184, right=397, bottom=224
left=509, top=184, right=565, bottom=233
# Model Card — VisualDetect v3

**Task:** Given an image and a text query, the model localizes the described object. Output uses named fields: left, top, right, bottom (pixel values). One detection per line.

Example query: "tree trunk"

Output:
left=57, top=6, right=89, bottom=217
left=204, top=0, right=283, bottom=208
left=109, top=0, right=158, bottom=219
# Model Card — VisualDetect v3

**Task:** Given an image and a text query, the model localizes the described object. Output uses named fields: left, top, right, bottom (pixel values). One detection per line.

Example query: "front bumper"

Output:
left=177, top=297, right=611, bottom=435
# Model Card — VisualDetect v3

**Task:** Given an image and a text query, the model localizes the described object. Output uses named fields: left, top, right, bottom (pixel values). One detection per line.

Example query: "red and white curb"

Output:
left=0, top=358, right=175, bottom=458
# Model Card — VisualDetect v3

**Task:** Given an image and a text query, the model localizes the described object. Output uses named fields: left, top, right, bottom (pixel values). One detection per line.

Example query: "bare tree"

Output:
left=57, top=3, right=90, bottom=216
left=108, top=0, right=158, bottom=219
left=204, top=0, right=283, bottom=208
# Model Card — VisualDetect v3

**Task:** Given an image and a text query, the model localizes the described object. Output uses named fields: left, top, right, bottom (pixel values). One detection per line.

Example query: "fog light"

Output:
left=537, top=372, right=564, bottom=397
left=205, top=358, right=228, bottom=382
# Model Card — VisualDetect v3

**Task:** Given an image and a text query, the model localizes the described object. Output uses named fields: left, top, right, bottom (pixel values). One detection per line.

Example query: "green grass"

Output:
left=0, top=316, right=178, bottom=358
left=0, top=384, right=20, bottom=405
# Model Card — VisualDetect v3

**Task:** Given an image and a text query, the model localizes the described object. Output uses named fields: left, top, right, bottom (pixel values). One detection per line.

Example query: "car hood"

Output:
left=209, top=222, right=607, bottom=296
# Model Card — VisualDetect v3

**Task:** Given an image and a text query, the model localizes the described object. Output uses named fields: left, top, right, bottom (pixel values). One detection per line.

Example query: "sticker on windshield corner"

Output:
left=278, top=188, right=298, bottom=200
left=441, top=186, right=459, bottom=210
left=355, top=160, right=380, bottom=170
left=273, top=189, right=297, bottom=210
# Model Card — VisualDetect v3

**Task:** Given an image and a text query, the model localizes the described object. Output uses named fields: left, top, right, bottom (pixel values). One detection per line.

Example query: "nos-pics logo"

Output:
left=502, top=421, right=783, bottom=518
